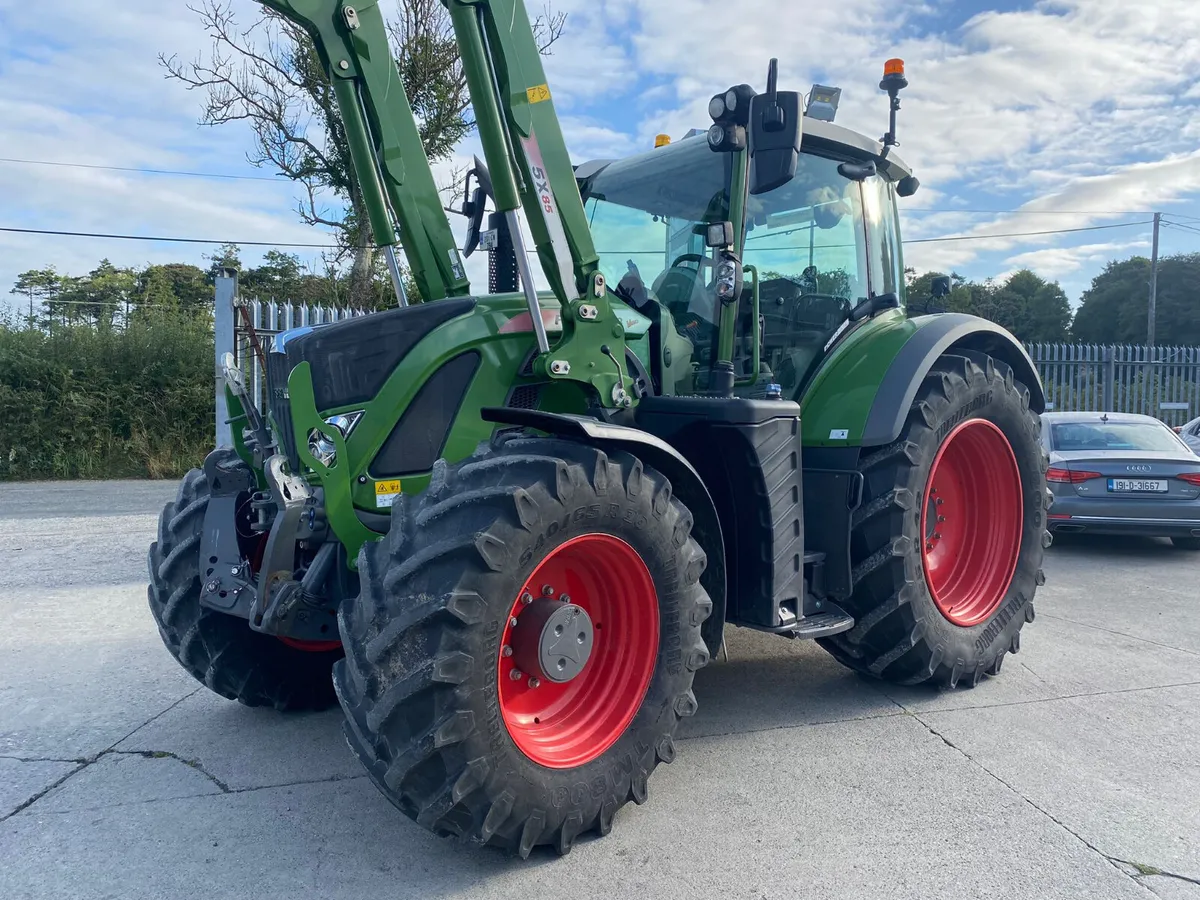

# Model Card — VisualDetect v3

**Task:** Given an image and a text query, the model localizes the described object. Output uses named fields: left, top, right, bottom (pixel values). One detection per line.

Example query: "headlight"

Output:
left=715, top=260, right=738, bottom=300
left=308, top=429, right=337, bottom=468
left=306, top=412, right=362, bottom=469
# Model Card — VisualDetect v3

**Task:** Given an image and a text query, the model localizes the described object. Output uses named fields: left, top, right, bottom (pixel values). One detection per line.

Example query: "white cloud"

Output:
left=1005, top=239, right=1151, bottom=281
left=5, top=0, right=1200, bottom=315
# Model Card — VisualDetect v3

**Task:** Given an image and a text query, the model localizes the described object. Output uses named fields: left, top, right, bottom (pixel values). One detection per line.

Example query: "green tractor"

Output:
left=148, top=0, right=1051, bottom=857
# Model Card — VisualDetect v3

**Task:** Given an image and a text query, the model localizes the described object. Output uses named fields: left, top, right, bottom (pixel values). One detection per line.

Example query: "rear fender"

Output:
left=480, top=407, right=728, bottom=659
left=800, top=311, right=1045, bottom=448
left=861, top=314, right=1046, bottom=446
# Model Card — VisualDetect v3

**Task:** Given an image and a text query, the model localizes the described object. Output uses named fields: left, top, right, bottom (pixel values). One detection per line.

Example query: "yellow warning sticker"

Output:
left=375, top=480, right=402, bottom=508
left=526, top=83, right=551, bottom=104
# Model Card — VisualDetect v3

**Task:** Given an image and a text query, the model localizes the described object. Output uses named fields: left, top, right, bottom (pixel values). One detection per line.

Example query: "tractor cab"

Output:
left=576, top=116, right=914, bottom=399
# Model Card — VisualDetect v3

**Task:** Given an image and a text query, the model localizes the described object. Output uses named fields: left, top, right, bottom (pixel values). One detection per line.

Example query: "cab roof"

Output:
left=575, top=117, right=914, bottom=185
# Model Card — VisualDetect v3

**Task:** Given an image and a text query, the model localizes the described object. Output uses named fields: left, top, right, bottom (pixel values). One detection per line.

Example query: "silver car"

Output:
left=1041, top=411, right=1200, bottom=550
left=1174, top=415, right=1200, bottom=455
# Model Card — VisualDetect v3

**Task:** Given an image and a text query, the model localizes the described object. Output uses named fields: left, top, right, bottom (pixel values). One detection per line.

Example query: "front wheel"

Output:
left=819, top=351, right=1051, bottom=688
left=333, top=434, right=712, bottom=857
left=147, top=449, right=343, bottom=710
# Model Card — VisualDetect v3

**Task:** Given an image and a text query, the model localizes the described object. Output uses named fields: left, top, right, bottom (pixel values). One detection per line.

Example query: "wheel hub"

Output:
left=511, top=599, right=595, bottom=684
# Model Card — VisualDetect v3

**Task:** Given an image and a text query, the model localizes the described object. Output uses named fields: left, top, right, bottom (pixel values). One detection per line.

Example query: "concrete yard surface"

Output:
left=2, top=480, right=1199, bottom=899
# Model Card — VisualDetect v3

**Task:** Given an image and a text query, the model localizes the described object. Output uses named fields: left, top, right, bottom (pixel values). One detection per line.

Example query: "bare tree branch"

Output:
left=163, top=0, right=567, bottom=305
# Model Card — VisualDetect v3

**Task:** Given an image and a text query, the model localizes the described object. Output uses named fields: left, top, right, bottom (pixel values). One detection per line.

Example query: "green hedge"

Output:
left=0, top=317, right=215, bottom=481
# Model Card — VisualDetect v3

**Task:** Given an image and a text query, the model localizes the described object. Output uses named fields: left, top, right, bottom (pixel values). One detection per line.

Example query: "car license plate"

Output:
left=1107, top=478, right=1168, bottom=493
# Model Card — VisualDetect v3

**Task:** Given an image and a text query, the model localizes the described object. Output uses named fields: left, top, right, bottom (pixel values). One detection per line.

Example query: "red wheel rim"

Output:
left=498, top=534, right=659, bottom=769
left=921, top=419, right=1023, bottom=627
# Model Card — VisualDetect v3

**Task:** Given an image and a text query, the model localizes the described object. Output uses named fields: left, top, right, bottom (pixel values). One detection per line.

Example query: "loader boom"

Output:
left=261, top=0, right=628, bottom=394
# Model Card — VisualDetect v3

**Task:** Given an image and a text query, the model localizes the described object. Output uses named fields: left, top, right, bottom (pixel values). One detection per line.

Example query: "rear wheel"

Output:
left=1171, top=536, right=1200, bottom=551
left=333, top=434, right=712, bottom=857
left=819, top=352, right=1051, bottom=688
left=147, top=449, right=342, bottom=711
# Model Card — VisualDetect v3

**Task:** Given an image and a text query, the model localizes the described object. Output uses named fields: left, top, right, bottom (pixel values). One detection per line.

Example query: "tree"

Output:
left=162, top=0, right=565, bottom=307
left=1074, top=253, right=1200, bottom=345
left=10, top=268, right=66, bottom=327
left=904, top=269, right=1071, bottom=343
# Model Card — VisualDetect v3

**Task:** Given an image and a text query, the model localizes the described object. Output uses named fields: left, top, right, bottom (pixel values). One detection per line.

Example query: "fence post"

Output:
left=1102, top=345, right=1116, bottom=412
left=214, top=269, right=238, bottom=448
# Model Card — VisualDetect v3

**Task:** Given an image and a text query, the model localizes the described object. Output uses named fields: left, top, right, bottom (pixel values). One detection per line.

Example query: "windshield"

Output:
left=1050, top=421, right=1185, bottom=453
left=581, top=137, right=904, bottom=395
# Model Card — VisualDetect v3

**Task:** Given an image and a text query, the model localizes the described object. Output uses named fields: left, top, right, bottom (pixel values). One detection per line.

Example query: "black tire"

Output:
left=147, top=448, right=342, bottom=711
left=334, top=434, right=712, bottom=857
left=1171, top=536, right=1200, bottom=551
left=819, top=351, right=1050, bottom=688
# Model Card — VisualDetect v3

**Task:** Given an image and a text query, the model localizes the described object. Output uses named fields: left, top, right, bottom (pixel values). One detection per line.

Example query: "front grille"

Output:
left=265, top=351, right=300, bottom=470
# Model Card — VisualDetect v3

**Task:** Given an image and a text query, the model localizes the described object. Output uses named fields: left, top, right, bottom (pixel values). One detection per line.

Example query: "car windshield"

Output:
left=1050, top=421, right=1184, bottom=452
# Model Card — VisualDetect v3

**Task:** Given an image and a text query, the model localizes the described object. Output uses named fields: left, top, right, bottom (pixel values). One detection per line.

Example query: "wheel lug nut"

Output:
left=559, top=594, right=571, bottom=604
left=510, top=669, right=523, bottom=681
left=933, top=532, right=942, bottom=540
left=509, top=616, right=519, bottom=627
left=541, top=584, right=555, bottom=597
left=520, top=592, right=533, bottom=605
left=937, top=515, right=946, bottom=523
left=926, top=542, right=934, bottom=551
left=936, top=498, right=944, bottom=506
left=528, top=677, right=541, bottom=688
left=502, top=645, right=513, bottom=658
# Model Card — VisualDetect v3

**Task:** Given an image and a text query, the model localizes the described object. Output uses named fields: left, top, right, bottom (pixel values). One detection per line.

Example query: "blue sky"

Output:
left=2, top=0, right=1199, bottom=315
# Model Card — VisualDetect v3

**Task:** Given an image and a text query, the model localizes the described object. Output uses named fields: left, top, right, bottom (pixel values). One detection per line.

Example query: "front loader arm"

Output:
left=260, top=0, right=471, bottom=303
left=263, top=0, right=632, bottom=407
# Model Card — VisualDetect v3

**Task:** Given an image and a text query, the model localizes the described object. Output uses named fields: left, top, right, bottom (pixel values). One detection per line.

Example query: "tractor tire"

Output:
left=334, top=434, right=712, bottom=857
left=147, top=448, right=342, bottom=711
left=819, top=351, right=1050, bottom=689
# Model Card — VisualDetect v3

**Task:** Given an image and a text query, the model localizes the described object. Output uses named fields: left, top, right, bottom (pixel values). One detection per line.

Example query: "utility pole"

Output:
left=1147, top=211, right=1161, bottom=347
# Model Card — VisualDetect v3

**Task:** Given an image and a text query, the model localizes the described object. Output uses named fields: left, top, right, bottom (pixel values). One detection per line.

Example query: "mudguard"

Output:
left=480, top=407, right=728, bottom=658
left=800, top=310, right=1045, bottom=449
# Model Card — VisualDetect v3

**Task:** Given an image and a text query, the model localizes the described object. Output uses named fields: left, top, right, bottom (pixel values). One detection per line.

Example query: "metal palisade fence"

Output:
left=214, top=271, right=369, bottom=445
left=212, top=273, right=1200, bottom=442
left=1025, top=343, right=1200, bottom=426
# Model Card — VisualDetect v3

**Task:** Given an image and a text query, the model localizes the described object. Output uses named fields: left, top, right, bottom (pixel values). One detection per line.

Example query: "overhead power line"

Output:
left=0, top=218, right=1153, bottom=253
left=0, top=157, right=283, bottom=183
left=904, top=220, right=1152, bottom=245
left=0, top=226, right=337, bottom=249
left=1161, top=219, right=1200, bottom=237
left=902, top=207, right=1154, bottom=216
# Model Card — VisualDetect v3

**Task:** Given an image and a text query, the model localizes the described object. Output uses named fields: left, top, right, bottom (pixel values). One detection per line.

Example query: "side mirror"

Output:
left=460, top=155, right=494, bottom=257
left=749, top=60, right=802, bottom=195
left=931, top=275, right=951, bottom=299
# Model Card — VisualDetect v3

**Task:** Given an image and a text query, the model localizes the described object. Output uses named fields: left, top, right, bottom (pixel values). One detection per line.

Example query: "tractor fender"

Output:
left=480, top=407, right=728, bottom=658
left=860, top=314, right=1046, bottom=446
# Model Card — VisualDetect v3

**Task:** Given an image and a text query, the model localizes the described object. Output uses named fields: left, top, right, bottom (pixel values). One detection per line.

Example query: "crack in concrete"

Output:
left=908, top=709, right=1200, bottom=894
left=880, top=677, right=1200, bottom=718
left=109, top=749, right=233, bottom=793
left=1113, top=860, right=1200, bottom=889
left=17, top=773, right=369, bottom=816
left=0, top=755, right=89, bottom=764
left=0, top=688, right=201, bottom=824
left=1040, top=612, right=1200, bottom=659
